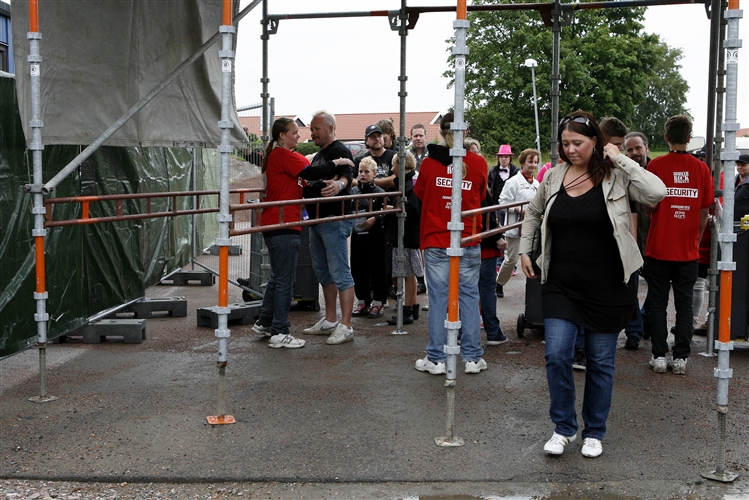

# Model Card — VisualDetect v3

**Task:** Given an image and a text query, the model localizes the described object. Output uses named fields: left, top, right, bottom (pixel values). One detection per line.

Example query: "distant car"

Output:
left=344, top=141, right=367, bottom=157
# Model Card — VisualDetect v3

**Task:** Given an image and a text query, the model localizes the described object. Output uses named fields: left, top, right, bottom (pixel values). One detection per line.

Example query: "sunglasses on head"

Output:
left=559, top=115, right=592, bottom=128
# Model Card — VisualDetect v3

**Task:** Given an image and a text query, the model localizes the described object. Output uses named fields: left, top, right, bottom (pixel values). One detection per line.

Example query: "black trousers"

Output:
left=351, top=230, right=387, bottom=305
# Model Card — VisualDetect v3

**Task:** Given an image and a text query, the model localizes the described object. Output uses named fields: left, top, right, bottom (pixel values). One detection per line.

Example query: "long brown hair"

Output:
left=558, top=110, right=613, bottom=186
left=261, top=117, right=295, bottom=173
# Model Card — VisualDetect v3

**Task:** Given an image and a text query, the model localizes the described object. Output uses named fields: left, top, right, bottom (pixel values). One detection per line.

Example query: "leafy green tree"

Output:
left=295, top=142, right=320, bottom=157
left=444, top=0, right=688, bottom=156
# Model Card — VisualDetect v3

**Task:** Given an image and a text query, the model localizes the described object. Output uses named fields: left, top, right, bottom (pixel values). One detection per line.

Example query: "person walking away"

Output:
left=488, top=144, right=519, bottom=298
left=519, top=111, right=666, bottom=458
left=644, top=115, right=714, bottom=375
left=413, top=112, right=489, bottom=375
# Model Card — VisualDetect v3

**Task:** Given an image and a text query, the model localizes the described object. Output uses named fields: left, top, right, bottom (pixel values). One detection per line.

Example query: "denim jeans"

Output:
left=544, top=318, right=618, bottom=441
left=624, top=270, right=644, bottom=339
left=309, top=219, right=355, bottom=291
left=258, top=232, right=301, bottom=335
left=479, top=256, right=501, bottom=340
left=425, top=246, right=483, bottom=362
left=644, top=257, right=698, bottom=359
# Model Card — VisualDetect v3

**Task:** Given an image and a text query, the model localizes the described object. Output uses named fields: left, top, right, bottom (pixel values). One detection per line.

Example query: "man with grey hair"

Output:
left=302, top=111, right=356, bottom=345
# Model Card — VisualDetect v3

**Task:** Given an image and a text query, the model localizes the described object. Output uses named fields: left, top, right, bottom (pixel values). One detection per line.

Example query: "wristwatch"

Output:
left=337, top=180, right=345, bottom=191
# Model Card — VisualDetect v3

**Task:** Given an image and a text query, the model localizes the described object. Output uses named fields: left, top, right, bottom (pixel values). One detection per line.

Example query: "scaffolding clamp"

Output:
left=444, top=345, right=461, bottom=356
left=215, top=328, right=231, bottom=339
left=33, top=292, right=48, bottom=300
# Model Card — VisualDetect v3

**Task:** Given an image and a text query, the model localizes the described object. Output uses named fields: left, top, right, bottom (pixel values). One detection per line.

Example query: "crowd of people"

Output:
left=250, top=108, right=743, bottom=459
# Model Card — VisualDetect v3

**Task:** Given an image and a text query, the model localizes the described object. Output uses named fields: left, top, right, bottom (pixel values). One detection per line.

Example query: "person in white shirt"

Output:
left=497, top=148, right=541, bottom=289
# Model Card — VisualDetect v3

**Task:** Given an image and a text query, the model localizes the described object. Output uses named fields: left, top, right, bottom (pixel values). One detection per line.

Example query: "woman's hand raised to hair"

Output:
left=603, top=143, right=620, bottom=161
left=520, top=254, right=537, bottom=279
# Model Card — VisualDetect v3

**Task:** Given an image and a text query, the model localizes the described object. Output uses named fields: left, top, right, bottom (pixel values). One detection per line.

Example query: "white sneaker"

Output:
left=415, top=356, right=446, bottom=375
left=649, top=356, right=667, bottom=373
left=543, top=432, right=577, bottom=455
left=668, top=357, right=688, bottom=375
left=465, top=358, right=488, bottom=374
left=581, top=437, right=603, bottom=458
left=303, top=318, right=338, bottom=335
left=268, top=333, right=305, bottom=349
left=325, top=323, right=354, bottom=345
left=251, top=321, right=272, bottom=337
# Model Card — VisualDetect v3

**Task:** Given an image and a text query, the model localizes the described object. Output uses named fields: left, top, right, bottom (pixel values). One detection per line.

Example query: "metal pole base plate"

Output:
left=391, top=329, right=409, bottom=335
left=434, top=436, right=465, bottom=447
left=28, top=395, right=58, bottom=403
left=206, top=415, right=236, bottom=425
left=701, top=470, right=738, bottom=482
left=698, top=352, right=717, bottom=357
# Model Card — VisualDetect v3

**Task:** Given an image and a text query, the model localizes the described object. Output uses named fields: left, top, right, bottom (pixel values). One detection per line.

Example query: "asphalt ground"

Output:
left=3, top=272, right=749, bottom=499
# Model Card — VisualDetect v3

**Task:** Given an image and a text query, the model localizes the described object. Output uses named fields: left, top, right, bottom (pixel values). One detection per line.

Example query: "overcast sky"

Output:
left=234, top=0, right=748, bottom=141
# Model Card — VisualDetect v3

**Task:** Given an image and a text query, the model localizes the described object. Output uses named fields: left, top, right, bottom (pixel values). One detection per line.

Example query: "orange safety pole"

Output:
left=447, top=257, right=460, bottom=322
left=457, top=0, right=467, bottom=19
left=34, top=236, right=45, bottom=293
left=218, top=246, right=229, bottom=307
left=29, top=0, right=39, bottom=32
left=223, top=0, right=232, bottom=25
left=718, top=271, right=732, bottom=343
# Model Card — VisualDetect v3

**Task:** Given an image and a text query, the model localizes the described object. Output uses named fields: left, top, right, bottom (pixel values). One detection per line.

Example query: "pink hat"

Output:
left=496, top=144, right=513, bottom=156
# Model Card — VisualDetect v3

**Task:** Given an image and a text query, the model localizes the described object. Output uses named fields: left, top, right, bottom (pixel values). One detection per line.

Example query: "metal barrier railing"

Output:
left=460, top=200, right=529, bottom=245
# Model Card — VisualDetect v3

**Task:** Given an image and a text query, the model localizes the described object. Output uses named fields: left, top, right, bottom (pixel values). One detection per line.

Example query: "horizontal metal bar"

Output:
left=230, top=207, right=402, bottom=236
left=45, top=207, right=220, bottom=227
left=44, top=188, right=262, bottom=206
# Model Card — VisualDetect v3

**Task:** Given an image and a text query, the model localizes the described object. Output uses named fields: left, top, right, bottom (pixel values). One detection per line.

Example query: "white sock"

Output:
left=323, top=319, right=338, bottom=329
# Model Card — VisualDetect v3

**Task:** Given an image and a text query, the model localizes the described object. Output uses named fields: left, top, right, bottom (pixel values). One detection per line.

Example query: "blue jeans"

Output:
left=309, top=219, right=355, bottom=291
left=479, top=256, right=501, bottom=340
left=544, top=318, right=618, bottom=441
left=644, top=257, right=698, bottom=359
left=425, top=246, right=483, bottom=362
left=258, top=232, right=301, bottom=335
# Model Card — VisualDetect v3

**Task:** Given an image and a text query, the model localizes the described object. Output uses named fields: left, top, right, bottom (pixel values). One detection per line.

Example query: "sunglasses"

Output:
left=559, top=115, right=592, bottom=128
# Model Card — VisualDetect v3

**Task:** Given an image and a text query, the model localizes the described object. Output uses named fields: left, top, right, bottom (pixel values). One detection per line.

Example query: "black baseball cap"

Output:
left=365, top=124, right=383, bottom=137
left=738, top=154, right=749, bottom=165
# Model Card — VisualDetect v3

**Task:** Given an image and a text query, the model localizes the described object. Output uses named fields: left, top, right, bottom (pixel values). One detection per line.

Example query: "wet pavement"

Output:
left=3, top=273, right=749, bottom=499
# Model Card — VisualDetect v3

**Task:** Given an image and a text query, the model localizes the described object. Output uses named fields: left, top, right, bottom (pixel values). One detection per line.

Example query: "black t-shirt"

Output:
left=542, top=183, right=637, bottom=333
left=304, top=140, right=354, bottom=219
left=354, top=149, right=397, bottom=180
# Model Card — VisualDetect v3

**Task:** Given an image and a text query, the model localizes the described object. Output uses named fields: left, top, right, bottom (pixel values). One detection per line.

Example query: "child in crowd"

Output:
left=386, top=152, right=423, bottom=325
left=351, top=157, right=388, bottom=318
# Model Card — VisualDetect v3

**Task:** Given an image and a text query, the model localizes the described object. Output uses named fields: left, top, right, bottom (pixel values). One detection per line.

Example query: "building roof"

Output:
left=238, top=111, right=444, bottom=145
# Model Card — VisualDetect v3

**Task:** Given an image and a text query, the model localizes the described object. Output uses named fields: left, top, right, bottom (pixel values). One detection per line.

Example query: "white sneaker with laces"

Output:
left=581, top=437, right=603, bottom=458
left=325, top=323, right=354, bottom=345
left=303, top=318, right=338, bottom=335
left=465, top=358, right=488, bottom=374
left=649, top=356, right=667, bottom=373
left=543, top=432, right=577, bottom=455
left=414, top=356, right=446, bottom=375
left=668, top=357, right=687, bottom=375
left=268, top=334, right=306, bottom=349
left=251, top=321, right=272, bottom=337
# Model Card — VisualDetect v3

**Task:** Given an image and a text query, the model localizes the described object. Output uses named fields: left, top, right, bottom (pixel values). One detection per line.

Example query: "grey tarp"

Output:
left=0, top=73, right=219, bottom=359
left=11, top=0, right=246, bottom=148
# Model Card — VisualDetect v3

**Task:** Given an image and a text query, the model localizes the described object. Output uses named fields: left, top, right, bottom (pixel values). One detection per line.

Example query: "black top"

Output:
left=354, top=149, right=397, bottom=181
left=304, top=140, right=354, bottom=219
left=351, top=181, right=385, bottom=235
left=542, top=183, right=637, bottom=333
left=385, top=170, right=421, bottom=249
left=735, top=177, right=749, bottom=222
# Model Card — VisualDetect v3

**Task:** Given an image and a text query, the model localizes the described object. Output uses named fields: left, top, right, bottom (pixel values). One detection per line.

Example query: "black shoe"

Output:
left=694, top=321, right=708, bottom=336
left=412, top=304, right=420, bottom=320
left=387, top=285, right=397, bottom=299
left=572, top=349, right=587, bottom=371
left=387, top=306, right=414, bottom=325
left=670, top=325, right=676, bottom=334
left=417, top=281, right=427, bottom=295
left=624, top=335, right=640, bottom=350
left=496, top=284, right=504, bottom=298
left=487, top=331, right=508, bottom=345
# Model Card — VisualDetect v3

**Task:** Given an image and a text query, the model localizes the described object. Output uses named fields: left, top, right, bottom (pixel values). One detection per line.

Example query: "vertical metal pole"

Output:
left=531, top=65, right=542, bottom=163
left=702, top=0, right=741, bottom=482
left=392, top=0, right=408, bottom=335
left=549, top=0, right=562, bottom=165
left=705, top=0, right=729, bottom=355
left=27, top=0, right=57, bottom=405
left=261, top=0, right=269, bottom=153
left=191, top=147, right=198, bottom=271
left=207, top=0, right=236, bottom=425
left=435, top=0, right=467, bottom=448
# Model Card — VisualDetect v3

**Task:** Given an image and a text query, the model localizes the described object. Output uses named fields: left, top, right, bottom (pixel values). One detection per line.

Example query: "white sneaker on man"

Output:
left=325, top=323, right=354, bottom=345
left=464, top=359, right=488, bottom=374
left=581, top=438, right=603, bottom=458
left=668, top=357, right=688, bottom=375
left=415, top=356, right=446, bottom=375
left=303, top=318, right=338, bottom=335
left=649, top=356, right=667, bottom=373
left=543, top=432, right=577, bottom=455
left=268, top=334, right=305, bottom=349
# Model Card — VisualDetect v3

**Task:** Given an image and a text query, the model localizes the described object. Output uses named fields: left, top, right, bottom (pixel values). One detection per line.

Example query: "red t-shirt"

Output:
left=260, top=147, right=309, bottom=229
left=414, top=150, right=488, bottom=249
left=645, top=152, right=714, bottom=261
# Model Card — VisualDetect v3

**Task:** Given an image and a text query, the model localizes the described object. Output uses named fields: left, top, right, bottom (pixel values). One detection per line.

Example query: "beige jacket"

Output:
left=518, top=154, right=666, bottom=284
